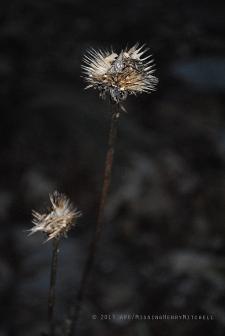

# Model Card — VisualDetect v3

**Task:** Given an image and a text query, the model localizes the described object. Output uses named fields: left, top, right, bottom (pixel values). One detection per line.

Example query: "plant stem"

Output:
left=66, top=104, right=120, bottom=336
left=48, top=237, right=60, bottom=336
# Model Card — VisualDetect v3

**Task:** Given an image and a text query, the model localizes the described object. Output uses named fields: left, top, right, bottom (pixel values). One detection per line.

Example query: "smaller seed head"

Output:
left=29, top=191, right=81, bottom=242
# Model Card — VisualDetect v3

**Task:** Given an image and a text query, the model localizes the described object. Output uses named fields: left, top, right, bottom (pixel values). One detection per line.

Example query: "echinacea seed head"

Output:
left=29, top=191, right=81, bottom=242
left=82, top=43, right=158, bottom=107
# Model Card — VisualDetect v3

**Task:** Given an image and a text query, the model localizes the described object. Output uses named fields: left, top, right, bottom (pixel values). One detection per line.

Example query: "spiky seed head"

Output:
left=82, top=43, right=158, bottom=106
left=29, top=191, right=81, bottom=242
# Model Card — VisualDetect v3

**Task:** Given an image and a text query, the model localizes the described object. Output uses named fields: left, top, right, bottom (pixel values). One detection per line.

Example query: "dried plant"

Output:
left=82, top=43, right=158, bottom=109
left=65, top=43, right=158, bottom=335
left=30, top=191, right=81, bottom=336
left=31, top=191, right=81, bottom=242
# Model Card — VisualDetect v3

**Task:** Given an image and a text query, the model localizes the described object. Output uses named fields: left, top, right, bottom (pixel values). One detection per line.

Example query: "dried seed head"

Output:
left=82, top=43, right=158, bottom=106
left=29, top=191, right=81, bottom=241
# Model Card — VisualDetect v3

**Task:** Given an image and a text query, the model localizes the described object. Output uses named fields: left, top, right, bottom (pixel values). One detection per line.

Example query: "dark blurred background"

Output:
left=0, top=0, right=225, bottom=335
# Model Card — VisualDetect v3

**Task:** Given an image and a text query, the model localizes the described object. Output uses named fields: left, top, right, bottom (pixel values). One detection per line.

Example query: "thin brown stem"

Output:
left=48, top=237, right=60, bottom=336
left=65, top=104, right=120, bottom=336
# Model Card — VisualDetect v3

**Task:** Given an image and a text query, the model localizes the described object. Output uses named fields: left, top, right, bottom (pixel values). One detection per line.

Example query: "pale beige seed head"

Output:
left=29, top=191, right=81, bottom=241
left=82, top=43, right=158, bottom=106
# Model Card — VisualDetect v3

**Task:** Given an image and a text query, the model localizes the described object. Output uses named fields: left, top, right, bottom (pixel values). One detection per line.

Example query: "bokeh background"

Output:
left=0, top=0, right=225, bottom=335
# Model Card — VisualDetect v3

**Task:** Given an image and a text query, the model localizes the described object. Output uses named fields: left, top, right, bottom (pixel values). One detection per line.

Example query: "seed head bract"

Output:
left=82, top=43, right=158, bottom=107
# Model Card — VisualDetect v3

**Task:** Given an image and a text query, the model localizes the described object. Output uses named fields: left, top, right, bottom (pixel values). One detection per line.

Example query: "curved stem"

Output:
left=66, top=105, right=120, bottom=336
